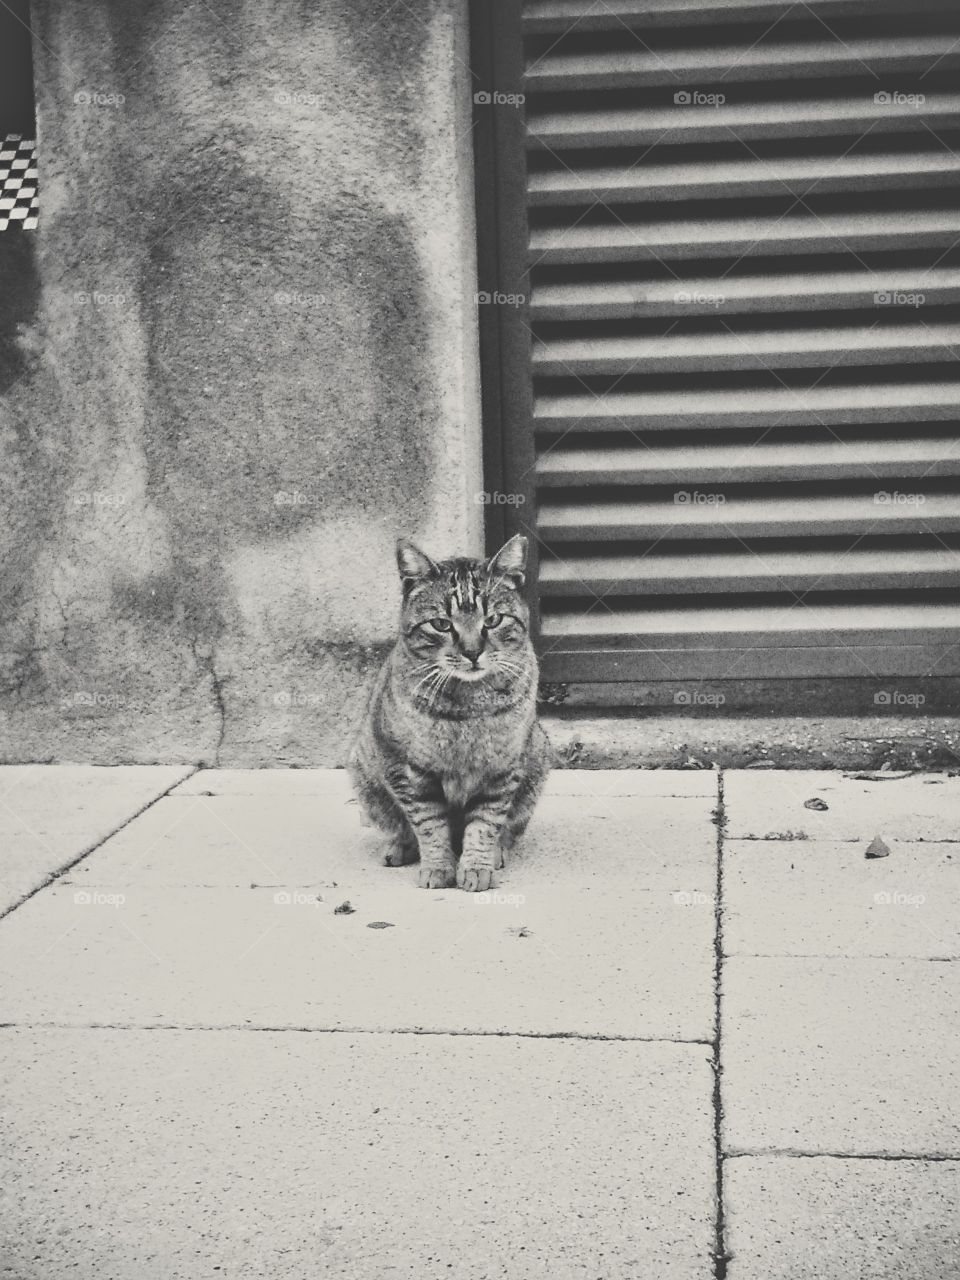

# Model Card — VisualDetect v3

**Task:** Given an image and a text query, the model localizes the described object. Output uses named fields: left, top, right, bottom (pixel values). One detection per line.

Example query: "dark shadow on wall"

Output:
left=132, top=145, right=436, bottom=642
left=96, top=0, right=442, bottom=650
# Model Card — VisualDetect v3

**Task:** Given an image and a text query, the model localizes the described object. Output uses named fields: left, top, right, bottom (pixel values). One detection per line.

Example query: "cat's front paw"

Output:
left=457, top=864, right=494, bottom=893
left=417, top=863, right=456, bottom=889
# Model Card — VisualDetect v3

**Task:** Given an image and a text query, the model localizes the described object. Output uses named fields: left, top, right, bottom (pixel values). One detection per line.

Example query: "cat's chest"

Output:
left=407, top=706, right=529, bottom=780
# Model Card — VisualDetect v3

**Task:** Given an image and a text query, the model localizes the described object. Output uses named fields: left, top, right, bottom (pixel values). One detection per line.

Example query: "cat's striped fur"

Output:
left=349, top=535, right=552, bottom=891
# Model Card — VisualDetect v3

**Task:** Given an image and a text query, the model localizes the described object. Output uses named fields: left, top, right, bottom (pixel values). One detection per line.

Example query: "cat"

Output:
left=349, top=534, right=553, bottom=891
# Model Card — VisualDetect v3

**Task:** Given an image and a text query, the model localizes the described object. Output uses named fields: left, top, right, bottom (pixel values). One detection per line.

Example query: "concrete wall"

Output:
left=0, top=0, right=483, bottom=765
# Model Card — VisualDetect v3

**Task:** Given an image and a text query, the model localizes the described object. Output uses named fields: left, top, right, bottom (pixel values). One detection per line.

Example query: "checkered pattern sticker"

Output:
left=0, top=134, right=37, bottom=230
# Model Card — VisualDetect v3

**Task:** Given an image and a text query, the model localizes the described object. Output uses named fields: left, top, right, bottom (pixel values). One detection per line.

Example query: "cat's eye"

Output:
left=429, top=618, right=453, bottom=632
left=484, top=612, right=503, bottom=628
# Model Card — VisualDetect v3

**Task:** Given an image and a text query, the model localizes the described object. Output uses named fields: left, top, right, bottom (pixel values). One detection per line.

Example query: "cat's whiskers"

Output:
left=412, top=666, right=442, bottom=698
left=416, top=665, right=447, bottom=705
left=427, top=670, right=452, bottom=711
left=495, top=658, right=524, bottom=678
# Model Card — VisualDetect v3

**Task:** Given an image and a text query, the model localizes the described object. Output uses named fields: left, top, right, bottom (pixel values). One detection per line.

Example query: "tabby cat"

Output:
left=349, top=534, right=552, bottom=891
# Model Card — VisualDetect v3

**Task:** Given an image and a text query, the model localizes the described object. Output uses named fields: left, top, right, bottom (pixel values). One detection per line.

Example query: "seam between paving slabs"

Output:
left=725, top=1150, right=960, bottom=1162
left=735, top=837, right=960, bottom=844
left=726, top=952, right=960, bottom=961
left=0, top=766, right=199, bottom=923
left=0, top=1024, right=716, bottom=1044
left=713, top=771, right=729, bottom=1280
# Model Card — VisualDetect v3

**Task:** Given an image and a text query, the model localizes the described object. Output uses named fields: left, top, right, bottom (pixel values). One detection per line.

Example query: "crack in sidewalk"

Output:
left=726, top=1149, right=960, bottom=1163
left=0, top=1021, right=714, bottom=1043
left=713, top=771, right=730, bottom=1279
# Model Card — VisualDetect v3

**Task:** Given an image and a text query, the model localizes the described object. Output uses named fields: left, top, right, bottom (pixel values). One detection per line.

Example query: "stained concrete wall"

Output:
left=0, top=0, right=483, bottom=765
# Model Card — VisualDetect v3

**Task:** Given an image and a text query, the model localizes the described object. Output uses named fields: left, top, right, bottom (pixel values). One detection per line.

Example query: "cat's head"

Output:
left=394, top=535, right=533, bottom=684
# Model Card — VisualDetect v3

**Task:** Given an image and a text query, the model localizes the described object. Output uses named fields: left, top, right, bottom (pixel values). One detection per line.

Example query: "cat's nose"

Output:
left=461, top=642, right=484, bottom=665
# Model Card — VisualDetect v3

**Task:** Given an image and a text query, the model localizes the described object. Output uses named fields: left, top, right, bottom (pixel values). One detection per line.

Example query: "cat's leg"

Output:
left=457, top=768, right=522, bottom=892
left=504, top=771, right=545, bottom=843
left=501, top=724, right=553, bottom=852
left=385, top=764, right=457, bottom=889
left=384, top=824, right=419, bottom=867
left=349, top=760, right=418, bottom=866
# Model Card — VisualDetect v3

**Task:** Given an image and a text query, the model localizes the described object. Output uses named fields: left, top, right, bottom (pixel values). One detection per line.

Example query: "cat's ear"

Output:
left=486, top=534, right=527, bottom=587
left=396, top=538, right=439, bottom=587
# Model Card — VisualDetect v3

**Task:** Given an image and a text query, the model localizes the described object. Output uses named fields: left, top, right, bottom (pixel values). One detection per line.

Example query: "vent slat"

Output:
left=528, top=153, right=960, bottom=207
left=528, top=96, right=960, bottom=148
left=536, top=435, right=960, bottom=485
left=539, top=547, right=960, bottom=595
left=533, top=324, right=960, bottom=375
left=538, top=493, right=960, bottom=540
left=529, top=209, right=960, bottom=263
left=540, top=601, right=960, bottom=641
left=523, top=0, right=954, bottom=34
left=526, top=36, right=960, bottom=91
left=531, top=269, right=960, bottom=320
left=535, top=383, right=960, bottom=431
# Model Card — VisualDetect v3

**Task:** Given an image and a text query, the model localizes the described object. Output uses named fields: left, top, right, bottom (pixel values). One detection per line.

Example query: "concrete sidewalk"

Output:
left=0, top=765, right=958, bottom=1278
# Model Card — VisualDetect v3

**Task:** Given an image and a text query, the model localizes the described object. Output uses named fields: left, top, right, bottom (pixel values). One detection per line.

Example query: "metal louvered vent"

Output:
left=473, top=0, right=960, bottom=688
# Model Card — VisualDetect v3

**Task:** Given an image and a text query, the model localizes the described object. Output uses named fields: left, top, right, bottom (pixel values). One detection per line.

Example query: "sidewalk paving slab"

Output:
left=0, top=1028, right=716, bottom=1280
left=723, top=957, right=960, bottom=1156
left=724, top=839, right=960, bottom=958
left=724, top=1155, right=960, bottom=1280
left=724, top=771, right=960, bottom=842
left=0, top=779, right=718, bottom=1037
left=0, top=879, right=714, bottom=1039
left=0, top=765, right=192, bottom=913
left=64, top=790, right=718, bottom=893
